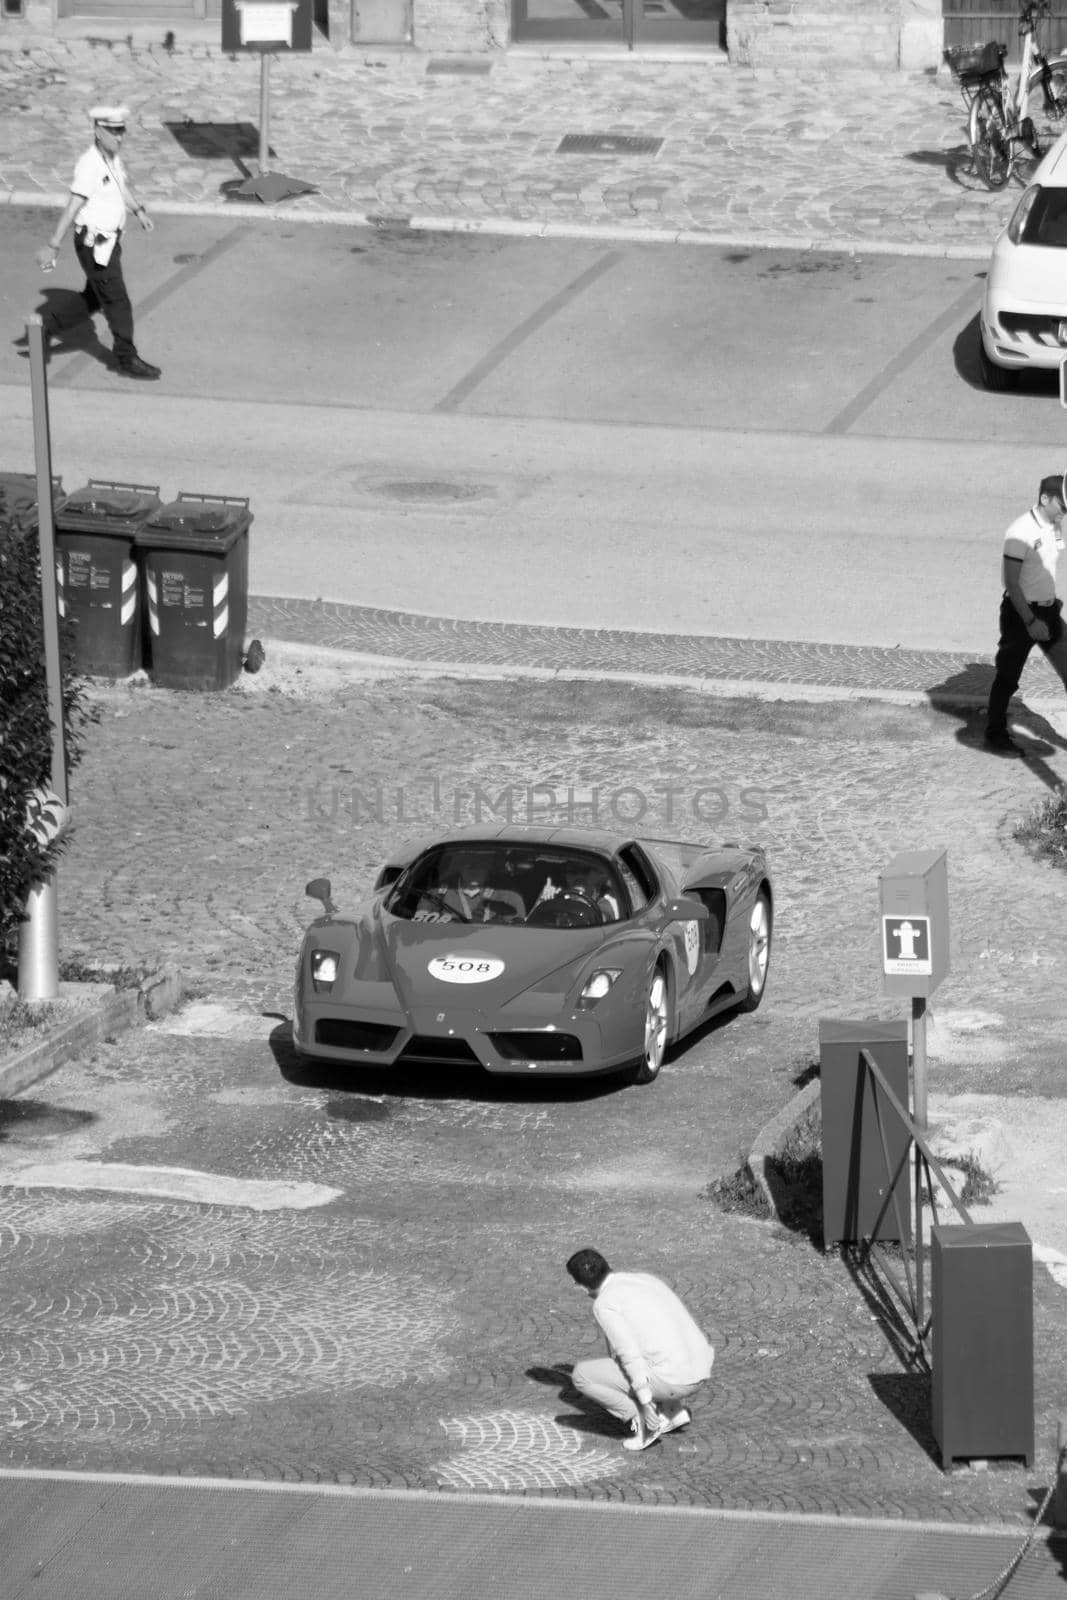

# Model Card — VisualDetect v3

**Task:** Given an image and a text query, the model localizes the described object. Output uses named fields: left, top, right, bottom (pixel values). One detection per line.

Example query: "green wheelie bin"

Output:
left=54, top=479, right=162, bottom=677
left=136, top=493, right=253, bottom=690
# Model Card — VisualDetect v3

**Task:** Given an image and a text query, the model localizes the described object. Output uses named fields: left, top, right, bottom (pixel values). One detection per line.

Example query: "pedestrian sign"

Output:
left=882, top=914, right=932, bottom=975
left=878, top=849, right=949, bottom=998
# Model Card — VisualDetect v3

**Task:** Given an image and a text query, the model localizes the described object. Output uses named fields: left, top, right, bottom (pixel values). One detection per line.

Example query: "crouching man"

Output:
left=565, top=1247, right=715, bottom=1453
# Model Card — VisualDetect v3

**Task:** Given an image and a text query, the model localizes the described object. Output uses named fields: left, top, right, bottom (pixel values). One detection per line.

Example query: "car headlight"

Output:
left=578, top=968, right=622, bottom=1007
left=1006, top=184, right=1039, bottom=246
left=311, top=949, right=340, bottom=990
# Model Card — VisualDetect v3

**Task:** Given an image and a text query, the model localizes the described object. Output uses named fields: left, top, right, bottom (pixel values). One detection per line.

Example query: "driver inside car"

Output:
left=437, top=857, right=525, bottom=923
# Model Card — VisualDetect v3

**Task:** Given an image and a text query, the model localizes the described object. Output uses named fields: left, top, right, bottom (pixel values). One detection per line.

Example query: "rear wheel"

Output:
left=739, top=890, right=772, bottom=1013
left=970, top=86, right=1012, bottom=188
left=631, top=963, right=671, bottom=1085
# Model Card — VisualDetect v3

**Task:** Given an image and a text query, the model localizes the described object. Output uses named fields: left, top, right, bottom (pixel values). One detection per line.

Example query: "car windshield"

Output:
left=1016, top=185, right=1067, bottom=246
left=384, top=843, right=629, bottom=927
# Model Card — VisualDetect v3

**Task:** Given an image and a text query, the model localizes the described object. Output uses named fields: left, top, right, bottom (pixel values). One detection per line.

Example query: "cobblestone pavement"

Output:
left=1, top=1012, right=1064, bottom=1529
left=3, top=671, right=1067, bottom=1536
left=247, top=593, right=1067, bottom=702
left=0, top=34, right=1041, bottom=255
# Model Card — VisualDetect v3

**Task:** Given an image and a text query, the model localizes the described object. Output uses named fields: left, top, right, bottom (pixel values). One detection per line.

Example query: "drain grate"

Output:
left=427, top=57, right=492, bottom=73
left=556, top=133, right=664, bottom=156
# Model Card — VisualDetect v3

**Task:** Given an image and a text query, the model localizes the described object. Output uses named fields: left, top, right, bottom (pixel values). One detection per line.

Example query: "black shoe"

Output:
left=117, top=354, right=161, bottom=380
left=983, top=729, right=1023, bottom=756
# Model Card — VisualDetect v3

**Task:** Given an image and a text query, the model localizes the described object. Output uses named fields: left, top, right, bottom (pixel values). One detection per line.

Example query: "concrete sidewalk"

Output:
left=0, top=34, right=1030, bottom=257
left=4, top=1471, right=1066, bottom=1600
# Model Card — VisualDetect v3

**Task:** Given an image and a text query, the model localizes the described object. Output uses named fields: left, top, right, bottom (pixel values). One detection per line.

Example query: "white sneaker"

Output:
left=622, top=1415, right=665, bottom=1452
left=661, top=1407, right=691, bottom=1434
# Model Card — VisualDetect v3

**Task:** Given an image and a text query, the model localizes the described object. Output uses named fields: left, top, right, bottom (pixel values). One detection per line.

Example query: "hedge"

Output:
left=0, top=517, right=95, bottom=965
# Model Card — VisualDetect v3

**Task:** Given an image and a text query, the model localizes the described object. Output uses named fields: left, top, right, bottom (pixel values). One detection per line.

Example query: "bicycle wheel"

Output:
left=969, top=85, right=1013, bottom=188
left=1026, top=55, right=1067, bottom=149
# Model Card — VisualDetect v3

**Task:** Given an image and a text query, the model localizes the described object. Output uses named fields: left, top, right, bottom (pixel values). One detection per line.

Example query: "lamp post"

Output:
left=17, top=314, right=69, bottom=1002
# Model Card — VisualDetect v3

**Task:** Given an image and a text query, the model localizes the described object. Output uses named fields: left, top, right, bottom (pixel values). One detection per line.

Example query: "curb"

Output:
left=1, top=189, right=994, bottom=261
left=746, top=1077, right=821, bottom=1219
left=0, top=964, right=185, bottom=1099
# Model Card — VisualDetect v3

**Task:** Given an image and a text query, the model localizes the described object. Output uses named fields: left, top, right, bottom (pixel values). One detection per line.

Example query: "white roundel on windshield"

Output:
left=428, top=954, right=505, bottom=985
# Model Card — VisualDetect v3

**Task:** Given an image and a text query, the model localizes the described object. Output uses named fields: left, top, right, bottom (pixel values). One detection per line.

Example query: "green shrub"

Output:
left=1014, top=793, right=1067, bottom=868
left=0, top=520, right=95, bottom=967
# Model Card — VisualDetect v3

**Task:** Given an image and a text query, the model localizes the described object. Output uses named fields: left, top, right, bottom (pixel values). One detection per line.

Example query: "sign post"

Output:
left=879, top=848, right=950, bottom=1332
left=220, top=0, right=315, bottom=202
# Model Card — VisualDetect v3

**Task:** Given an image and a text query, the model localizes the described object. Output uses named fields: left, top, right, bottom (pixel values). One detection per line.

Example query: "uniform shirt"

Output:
left=70, top=145, right=129, bottom=262
left=592, top=1271, right=715, bottom=1396
left=1003, top=506, right=1063, bottom=604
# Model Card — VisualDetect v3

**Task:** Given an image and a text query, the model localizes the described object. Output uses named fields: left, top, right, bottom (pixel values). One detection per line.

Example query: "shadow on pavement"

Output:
left=867, top=1370, right=941, bottom=1464
left=13, top=289, right=115, bottom=373
left=905, top=144, right=985, bottom=187
left=0, top=1098, right=96, bottom=1143
left=925, top=663, right=1067, bottom=788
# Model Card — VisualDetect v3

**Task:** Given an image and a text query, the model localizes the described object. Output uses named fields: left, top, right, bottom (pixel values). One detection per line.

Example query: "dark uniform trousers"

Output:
left=54, top=228, right=136, bottom=361
left=987, top=594, right=1067, bottom=733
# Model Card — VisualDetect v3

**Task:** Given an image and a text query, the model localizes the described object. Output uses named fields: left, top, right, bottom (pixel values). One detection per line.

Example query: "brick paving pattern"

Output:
left=247, top=593, right=1063, bottom=700
left=0, top=38, right=1039, bottom=257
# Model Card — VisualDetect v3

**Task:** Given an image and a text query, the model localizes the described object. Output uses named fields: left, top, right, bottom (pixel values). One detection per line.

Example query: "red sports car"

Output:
left=293, top=824, right=772, bottom=1086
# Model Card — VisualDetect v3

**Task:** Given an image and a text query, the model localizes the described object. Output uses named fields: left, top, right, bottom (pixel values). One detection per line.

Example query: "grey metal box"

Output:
left=932, top=1221, right=1034, bottom=1467
left=819, top=1017, right=911, bottom=1246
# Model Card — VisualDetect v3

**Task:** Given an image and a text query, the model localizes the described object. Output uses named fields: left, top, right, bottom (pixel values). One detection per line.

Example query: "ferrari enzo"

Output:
left=292, top=825, right=772, bottom=1085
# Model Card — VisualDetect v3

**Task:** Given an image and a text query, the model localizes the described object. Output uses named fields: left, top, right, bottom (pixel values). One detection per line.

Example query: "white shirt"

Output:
left=71, top=145, right=129, bottom=262
left=1003, top=506, right=1063, bottom=604
left=593, top=1271, right=715, bottom=1395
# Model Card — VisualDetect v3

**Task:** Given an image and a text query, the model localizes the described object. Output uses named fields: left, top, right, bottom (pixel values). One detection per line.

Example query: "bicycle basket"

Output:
left=944, top=40, right=1005, bottom=80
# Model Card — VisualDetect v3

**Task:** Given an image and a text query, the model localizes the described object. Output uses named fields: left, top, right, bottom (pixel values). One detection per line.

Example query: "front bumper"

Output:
left=292, top=993, right=630, bottom=1075
left=982, top=303, right=1067, bottom=370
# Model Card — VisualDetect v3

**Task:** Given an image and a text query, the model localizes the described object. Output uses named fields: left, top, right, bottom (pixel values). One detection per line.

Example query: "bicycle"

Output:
left=945, top=0, right=1067, bottom=189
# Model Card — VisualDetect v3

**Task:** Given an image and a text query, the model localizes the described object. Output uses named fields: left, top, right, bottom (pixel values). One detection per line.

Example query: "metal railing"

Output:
left=850, top=1046, right=974, bottom=1372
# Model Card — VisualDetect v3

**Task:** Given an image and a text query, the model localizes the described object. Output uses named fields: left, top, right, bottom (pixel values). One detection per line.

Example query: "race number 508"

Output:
left=428, top=954, right=505, bottom=985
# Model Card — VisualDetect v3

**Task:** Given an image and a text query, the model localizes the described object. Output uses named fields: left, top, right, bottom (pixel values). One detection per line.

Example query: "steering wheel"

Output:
left=525, top=891, right=602, bottom=929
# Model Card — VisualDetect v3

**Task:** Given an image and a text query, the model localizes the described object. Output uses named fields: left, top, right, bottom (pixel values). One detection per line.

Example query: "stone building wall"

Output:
left=726, top=0, right=905, bottom=67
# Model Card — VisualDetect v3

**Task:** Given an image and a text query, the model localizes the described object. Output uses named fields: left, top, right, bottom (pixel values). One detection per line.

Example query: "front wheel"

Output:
left=631, top=963, right=671, bottom=1085
left=978, top=335, right=1019, bottom=391
left=969, top=87, right=1012, bottom=188
left=1026, top=56, right=1067, bottom=147
left=739, top=890, right=773, bottom=1013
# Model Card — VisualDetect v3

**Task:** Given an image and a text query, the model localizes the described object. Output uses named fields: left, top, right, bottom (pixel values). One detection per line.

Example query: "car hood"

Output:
left=377, top=916, right=611, bottom=1010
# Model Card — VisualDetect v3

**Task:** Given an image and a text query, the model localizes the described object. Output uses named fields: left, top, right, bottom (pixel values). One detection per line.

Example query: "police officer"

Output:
left=35, top=105, right=161, bottom=380
left=986, top=472, right=1067, bottom=754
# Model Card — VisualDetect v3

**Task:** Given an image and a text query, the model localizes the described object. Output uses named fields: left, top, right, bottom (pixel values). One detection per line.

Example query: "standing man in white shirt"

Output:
left=35, top=104, right=161, bottom=380
left=565, top=1247, right=715, bottom=1453
left=986, top=473, right=1067, bottom=755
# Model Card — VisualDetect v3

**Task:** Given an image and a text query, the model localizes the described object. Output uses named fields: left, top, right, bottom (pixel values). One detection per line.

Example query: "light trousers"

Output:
left=572, top=1357, right=704, bottom=1423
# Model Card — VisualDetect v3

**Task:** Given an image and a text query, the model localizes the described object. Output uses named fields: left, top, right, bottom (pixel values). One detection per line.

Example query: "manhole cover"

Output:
left=372, top=479, right=490, bottom=503
left=427, top=57, right=492, bottom=73
left=325, top=1096, right=391, bottom=1124
left=556, top=133, right=664, bottom=157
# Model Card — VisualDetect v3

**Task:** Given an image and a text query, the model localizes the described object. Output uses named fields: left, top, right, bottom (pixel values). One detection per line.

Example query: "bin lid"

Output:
left=57, top=482, right=161, bottom=537
left=138, top=497, right=252, bottom=555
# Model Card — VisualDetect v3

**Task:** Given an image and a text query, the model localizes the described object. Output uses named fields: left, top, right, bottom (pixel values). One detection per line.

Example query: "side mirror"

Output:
left=663, top=896, right=709, bottom=924
left=305, top=877, right=336, bottom=915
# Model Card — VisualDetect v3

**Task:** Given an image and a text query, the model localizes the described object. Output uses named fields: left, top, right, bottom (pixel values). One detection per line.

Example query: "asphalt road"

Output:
left=4, top=209, right=1067, bottom=652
